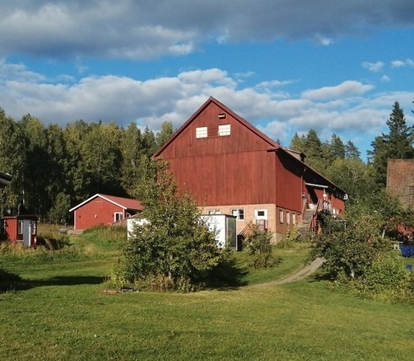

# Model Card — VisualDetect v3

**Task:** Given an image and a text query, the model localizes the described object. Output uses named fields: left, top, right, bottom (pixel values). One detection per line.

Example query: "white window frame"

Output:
left=114, top=212, right=124, bottom=223
left=208, top=209, right=221, bottom=215
left=292, top=213, right=297, bottom=225
left=255, top=209, right=268, bottom=220
left=279, top=210, right=284, bottom=224
left=286, top=211, right=290, bottom=225
left=231, top=208, right=244, bottom=220
left=218, top=124, right=231, bottom=136
left=18, top=220, right=23, bottom=234
left=196, top=127, right=208, bottom=138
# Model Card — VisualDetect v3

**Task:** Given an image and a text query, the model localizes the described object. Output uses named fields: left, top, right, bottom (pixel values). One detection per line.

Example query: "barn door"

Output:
left=22, top=220, right=32, bottom=247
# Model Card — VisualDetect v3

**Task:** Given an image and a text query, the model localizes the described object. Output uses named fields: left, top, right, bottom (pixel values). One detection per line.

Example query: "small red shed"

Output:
left=69, top=194, right=143, bottom=231
left=0, top=215, right=38, bottom=247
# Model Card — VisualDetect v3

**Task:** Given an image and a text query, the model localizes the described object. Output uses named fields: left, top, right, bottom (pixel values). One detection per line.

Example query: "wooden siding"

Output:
left=166, top=150, right=276, bottom=206
left=74, top=197, right=124, bottom=230
left=274, top=150, right=305, bottom=212
left=156, top=97, right=346, bottom=238
left=160, top=102, right=276, bottom=159
left=1, top=215, right=37, bottom=243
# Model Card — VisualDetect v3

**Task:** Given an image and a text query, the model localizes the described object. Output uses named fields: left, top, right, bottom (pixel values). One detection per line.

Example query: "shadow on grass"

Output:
left=204, top=257, right=249, bottom=290
left=1, top=269, right=105, bottom=293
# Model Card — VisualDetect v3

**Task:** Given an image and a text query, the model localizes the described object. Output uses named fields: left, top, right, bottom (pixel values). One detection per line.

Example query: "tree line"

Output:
left=0, top=100, right=413, bottom=224
left=289, top=101, right=414, bottom=200
left=0, top=109, right=173, bottom=223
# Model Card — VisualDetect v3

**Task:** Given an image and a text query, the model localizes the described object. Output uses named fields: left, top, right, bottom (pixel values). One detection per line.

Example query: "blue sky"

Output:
left=1, top=1, right=414, bottom=161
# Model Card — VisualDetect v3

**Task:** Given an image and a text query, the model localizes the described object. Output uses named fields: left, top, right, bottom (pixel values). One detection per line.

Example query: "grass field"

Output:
left=0, top=226, right=413, bottom=360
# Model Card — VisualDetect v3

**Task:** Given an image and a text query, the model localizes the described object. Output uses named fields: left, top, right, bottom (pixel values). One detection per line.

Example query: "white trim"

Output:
left=196, top=126, right=208, bottom=138
left=305, top=182, right=328, bottom=189
left=69, top=193, right=128, bottom=212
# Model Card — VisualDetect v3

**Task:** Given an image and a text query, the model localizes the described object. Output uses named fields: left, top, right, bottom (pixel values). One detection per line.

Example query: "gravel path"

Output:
left=253, top=257, right=325, bottom=287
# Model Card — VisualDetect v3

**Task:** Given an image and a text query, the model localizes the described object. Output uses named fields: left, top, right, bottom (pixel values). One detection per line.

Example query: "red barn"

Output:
left=0, top=215, right=38, bottom=247
left=154, top=97, right=346, bottom=242
left=69, top=194, right=143, bottom=231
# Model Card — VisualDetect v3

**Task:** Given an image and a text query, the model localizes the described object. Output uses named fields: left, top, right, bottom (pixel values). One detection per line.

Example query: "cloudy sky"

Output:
left=1, top=1, right=414, bottom=160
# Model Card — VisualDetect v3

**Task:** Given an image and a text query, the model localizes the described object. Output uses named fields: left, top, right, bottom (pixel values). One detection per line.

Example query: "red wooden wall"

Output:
left=74, top=197, right=124, bottom=230
left=161, top=101, right=279, bottom=206
left=1, top=215, right=37, bottom=243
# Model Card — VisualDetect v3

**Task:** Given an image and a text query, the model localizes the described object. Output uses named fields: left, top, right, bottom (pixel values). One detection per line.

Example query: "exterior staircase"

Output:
left=297, top=208, right=317, bottom=241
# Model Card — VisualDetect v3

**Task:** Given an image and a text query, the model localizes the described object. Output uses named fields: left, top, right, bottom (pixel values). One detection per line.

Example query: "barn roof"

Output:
left=69, top=194, right=143, bottom=212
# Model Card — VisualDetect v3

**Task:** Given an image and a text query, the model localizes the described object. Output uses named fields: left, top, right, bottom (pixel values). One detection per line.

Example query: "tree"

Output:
left=155, top=121, right=174, bottom=149
left=115, top=159, right=228, bottom=291
left=369, top=102, right=414, bottom=188
left=325, top=158, right=375, bottom=201
left=344, top=140, right=361, bottom=160
left=120, top=122, right=143, bottom=197
left=303, top=129, right=326, bottom=173
left=0, top=109, right=26, bottom=215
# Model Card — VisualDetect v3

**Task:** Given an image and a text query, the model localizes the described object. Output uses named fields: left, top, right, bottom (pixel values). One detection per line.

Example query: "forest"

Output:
left=0, top=100, right=413, bottom=225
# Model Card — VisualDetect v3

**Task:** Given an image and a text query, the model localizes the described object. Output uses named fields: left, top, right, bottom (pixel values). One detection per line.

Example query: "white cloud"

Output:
left=362, top=61, right=385, bottom=72
left=381, top=75, right=391, bottom=83
left=1, top=60, right=413, bottom=160
left=391, top=60, right=406, bottom=68
left=391, top=59, right=414, bottom=67
left=302, top=81, right=374, bottom=101
left=0, top=1, right=414, bottom=60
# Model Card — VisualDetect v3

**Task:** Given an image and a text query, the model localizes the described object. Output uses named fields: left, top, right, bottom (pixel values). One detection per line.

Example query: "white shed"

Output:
left=127, top=214, right=237, bottom=250
left=200, top=214, right=237, bottom=249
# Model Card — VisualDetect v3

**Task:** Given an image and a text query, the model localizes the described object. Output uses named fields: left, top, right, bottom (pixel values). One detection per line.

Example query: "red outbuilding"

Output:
left=154, top=97, right=347, bottom=242
left=0, top=214, right=38, bottom=247
left=69, top=194, right=143, bottom=231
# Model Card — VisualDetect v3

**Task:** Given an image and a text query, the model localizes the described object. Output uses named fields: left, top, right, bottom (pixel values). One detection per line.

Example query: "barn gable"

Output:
left=155, top=97, right=280, bottom=159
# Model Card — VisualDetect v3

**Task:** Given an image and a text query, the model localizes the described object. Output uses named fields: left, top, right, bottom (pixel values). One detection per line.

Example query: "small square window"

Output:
left=218, top=124, right=231, bottom=136
left=231, top=208, right=244, bottom=220
left=196, top=127, right=208, bottom=138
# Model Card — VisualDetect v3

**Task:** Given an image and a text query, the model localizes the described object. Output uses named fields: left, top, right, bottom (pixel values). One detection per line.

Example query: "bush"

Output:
left=114, top=159, right=229, bottom=292
left=244, top=223, right=279, bottom=269
left=310, top=214, right=389, bottom=280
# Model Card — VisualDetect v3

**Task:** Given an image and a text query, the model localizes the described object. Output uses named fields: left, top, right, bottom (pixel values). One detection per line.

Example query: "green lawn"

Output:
left=1, top=229, right=413, bottom=361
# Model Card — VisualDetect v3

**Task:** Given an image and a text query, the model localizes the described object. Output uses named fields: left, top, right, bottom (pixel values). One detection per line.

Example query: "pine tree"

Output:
left=369, top=102, right=414, bottom=188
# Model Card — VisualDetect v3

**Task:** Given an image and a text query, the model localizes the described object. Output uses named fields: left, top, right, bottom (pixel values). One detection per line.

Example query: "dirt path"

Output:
left=252, top=257, right=325, bottom=287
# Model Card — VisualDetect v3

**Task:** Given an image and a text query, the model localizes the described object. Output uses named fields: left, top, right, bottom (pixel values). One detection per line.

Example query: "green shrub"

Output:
left=244, top=223, right=280, bottom=269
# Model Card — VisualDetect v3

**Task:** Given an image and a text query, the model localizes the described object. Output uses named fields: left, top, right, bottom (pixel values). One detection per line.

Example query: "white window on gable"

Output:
left=218, top=124, right=231, bottom=136
left=231, top=208, right=244, bottom=220
left=196, top=127, right=208, bottom=138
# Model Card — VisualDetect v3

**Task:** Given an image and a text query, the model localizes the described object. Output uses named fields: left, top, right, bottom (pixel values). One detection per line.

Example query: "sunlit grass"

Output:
left=0, top=227, right=413, bottom=360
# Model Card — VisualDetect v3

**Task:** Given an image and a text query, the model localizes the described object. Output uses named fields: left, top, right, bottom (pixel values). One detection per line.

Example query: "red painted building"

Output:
left=0, top=215, right=38, bottom=247
left=154, top=97, right=346, bottom=241
left=69, top=194, right=143, bottom=231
